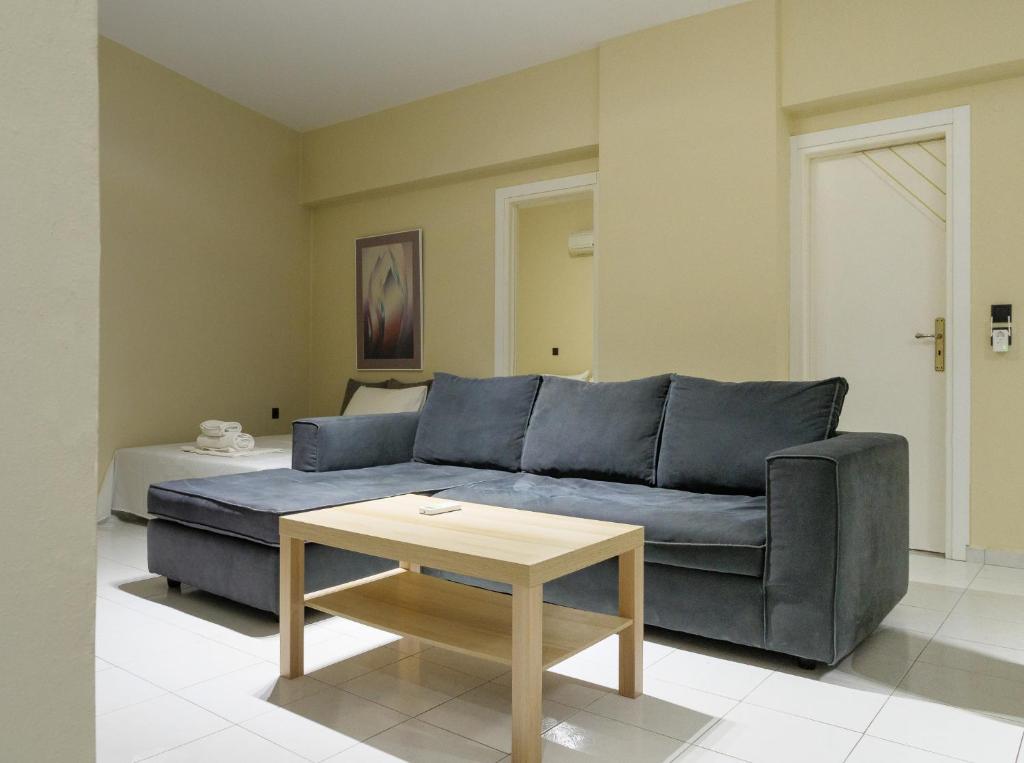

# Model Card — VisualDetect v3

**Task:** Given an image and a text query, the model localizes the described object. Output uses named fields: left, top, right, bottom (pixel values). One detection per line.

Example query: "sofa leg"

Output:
left=166, top=578, right=181, bottom=589
left=795, top=657, right=818, bottom=671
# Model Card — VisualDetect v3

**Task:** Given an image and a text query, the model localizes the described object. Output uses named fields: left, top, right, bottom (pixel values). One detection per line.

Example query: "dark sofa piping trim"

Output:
left=149, top=473, right=506, bottom=545
left=149, top=515, right=281, bottom=547
left=650, top=542, right=765, bottom=549
left=294, top=420, right=320, bottom=471
left=763, top=452, right=842, bottom=664
left=824, top=381, right=844, bottom=439
left=650, top=386, right=672, bottom=486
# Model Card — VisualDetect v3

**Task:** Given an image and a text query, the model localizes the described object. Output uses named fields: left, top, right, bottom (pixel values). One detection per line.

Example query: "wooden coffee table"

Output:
left=279, top=493, right=644, bottom=762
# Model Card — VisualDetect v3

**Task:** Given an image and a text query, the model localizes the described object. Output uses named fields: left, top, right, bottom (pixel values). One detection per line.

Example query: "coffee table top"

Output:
left=280, top=493, right=643, bottom=586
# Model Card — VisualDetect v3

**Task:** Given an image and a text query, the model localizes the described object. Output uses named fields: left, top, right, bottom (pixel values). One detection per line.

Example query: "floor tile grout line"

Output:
left=663, top=561, right=1010, bottom=762
left=849, top=559, right=1006, bottom=763
left=565, top=687, right=730, bottom=748
left=940, top=605, right=1024, bottom=632
left=133, top=726, right=235, bottom=762
left=862, top=730, right=987, bottom=763
left=97, top=521, right=488, bottom=760
left=834, top=625, right=928, bottom=744
left=680, top=746, right=749, bottom=763
left=840, top=731, right=866, bottom=763
left=139, top=720, right=318, bottom=763
left=93, top=665, right=171, bottom=718
left=642, top=662, right=778, bottom=704
left=542, top=705, right=688, bottom=747
left=100, top=524, right=1012, bottom=762
left=686, top=668, right=776, bottom=752
left=96, top=587, right=250, bottom=651
left=411, top=713, right=528, bottom=757
left=96, top=613, right=300, bottom=728
left=241, top=717, right=364, bottom=762
left=886, top=661, right=1024, bottom=728
left=855, top=562, right=975, bottom=726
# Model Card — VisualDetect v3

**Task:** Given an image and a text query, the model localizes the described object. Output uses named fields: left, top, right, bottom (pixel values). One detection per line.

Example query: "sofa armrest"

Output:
left=764, top=432, right=909, bottom=664
left=291, top=413, right=420, bottom=472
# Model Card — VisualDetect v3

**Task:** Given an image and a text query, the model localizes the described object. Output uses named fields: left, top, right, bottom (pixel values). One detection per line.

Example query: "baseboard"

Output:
left=966, top=545, right=1024, bottom=569
left=111, top=509, right=149, bottom=526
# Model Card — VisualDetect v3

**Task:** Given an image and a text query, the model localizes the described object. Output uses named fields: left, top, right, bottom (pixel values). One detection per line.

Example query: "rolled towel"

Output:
left=196, top=432, right=255, bottom=451
left=200, top=420, right=243, bottom=437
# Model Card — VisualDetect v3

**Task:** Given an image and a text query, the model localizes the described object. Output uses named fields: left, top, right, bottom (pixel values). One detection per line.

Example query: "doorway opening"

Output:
left=494, top=173, right=598, bottom=378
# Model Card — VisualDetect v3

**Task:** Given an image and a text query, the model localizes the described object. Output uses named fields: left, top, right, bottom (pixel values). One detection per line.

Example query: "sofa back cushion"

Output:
left=657, top=375, right=848, bottom=495
left=520, top=375, right=670, bottom=484
left=412, top=372, right=541, bottom=471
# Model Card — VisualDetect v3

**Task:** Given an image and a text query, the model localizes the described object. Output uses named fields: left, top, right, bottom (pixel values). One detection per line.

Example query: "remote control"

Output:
left=419, top=500, right=462, bottom=516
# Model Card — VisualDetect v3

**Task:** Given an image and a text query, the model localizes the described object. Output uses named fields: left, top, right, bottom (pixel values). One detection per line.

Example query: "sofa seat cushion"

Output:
left=434, top=473, right=767, bottom=577
left=148, top=462, right=508, bottom=545
left=657, top=375, right=849, bottom=495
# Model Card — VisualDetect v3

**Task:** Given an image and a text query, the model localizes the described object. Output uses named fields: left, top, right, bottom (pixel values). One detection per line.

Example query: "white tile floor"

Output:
left=95, top=517, right=1024, bottom=762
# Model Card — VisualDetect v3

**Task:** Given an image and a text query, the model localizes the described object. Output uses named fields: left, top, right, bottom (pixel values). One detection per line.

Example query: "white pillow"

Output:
left=550, top=370, right=591, bottom=381
left=343, top=385, right=428, bottom=416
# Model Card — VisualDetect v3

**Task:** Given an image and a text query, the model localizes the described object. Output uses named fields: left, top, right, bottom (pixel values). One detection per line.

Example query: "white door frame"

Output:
left=790, top=107, right=971, bottom=560
left=494, top=172, right=599, bottom=377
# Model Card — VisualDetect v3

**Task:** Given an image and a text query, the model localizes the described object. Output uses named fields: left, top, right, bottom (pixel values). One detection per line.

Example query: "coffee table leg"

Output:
left=280, top=535, right=304, bottom=678
left=618, top=545, right=643, bottom=698
left=512, top=583, right=543, bottom=763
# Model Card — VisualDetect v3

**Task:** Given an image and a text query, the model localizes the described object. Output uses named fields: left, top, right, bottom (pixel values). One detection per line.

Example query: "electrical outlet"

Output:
left=271, top=407, right=280, bottom=420
left=552, top=347, right=559, bottom=356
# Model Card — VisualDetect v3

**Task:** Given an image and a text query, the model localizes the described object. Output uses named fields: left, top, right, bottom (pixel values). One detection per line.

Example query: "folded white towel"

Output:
left=182, top=446, right=284, bottom=458
left=200, top=420, right=242, bottom=437
left=196, top=432, right=255, bottom=451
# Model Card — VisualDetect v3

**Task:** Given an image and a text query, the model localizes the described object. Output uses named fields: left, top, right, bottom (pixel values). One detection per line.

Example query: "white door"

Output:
left=807, top=140, right=947, bottom=552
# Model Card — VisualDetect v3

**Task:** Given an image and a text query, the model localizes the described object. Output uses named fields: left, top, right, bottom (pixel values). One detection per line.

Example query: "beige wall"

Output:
left=99, top=39, right=310, bottom=476
left=597, top=0, right=789, bottom=381
left=301, top=50, right=599, bottom=204
left=300, top=0, right=1024, bottom=551
left=309, top=157, right=597, bottom=414
left=791, top=76, right=1024, bottom=551
left=90, top=0, right=1024, bottom=558
left=515, top=199, right=594, bottom=376
left=1, top=1, right=98, bottom=759
left=781, top=0, right=1024, bottom=110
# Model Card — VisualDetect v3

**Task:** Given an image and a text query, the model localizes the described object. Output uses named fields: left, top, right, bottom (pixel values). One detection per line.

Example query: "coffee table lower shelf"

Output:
left=304, top=567, right=631, bottom=669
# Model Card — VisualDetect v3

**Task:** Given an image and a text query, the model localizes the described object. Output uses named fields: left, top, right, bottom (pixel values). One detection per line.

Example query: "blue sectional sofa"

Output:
left=147, top=372, right=909, bottom=666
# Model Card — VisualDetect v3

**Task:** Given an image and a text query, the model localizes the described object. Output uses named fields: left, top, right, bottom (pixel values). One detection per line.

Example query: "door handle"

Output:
left=915, top=318, right=945, bottom=372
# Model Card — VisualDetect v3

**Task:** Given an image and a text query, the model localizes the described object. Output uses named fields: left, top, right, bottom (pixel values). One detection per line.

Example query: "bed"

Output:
left=96, top=435, right=293, bottom=521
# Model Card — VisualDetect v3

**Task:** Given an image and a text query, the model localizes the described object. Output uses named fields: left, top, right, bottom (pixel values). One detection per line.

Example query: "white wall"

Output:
left=0, top=1, right=99, bottom=759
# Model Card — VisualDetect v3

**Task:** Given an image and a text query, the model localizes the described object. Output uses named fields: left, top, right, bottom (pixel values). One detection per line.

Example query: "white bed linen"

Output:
left=96, top=434, right=293, bottom=521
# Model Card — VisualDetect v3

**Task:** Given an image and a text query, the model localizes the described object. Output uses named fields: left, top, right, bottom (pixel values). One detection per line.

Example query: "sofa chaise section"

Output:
left=146, top=410, right=513, bottom=612
left=148, top=461, right=507, bottom=545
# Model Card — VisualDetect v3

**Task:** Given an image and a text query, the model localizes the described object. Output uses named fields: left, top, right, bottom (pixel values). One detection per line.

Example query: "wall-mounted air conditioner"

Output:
left=568, top=230, right=594, bottom=257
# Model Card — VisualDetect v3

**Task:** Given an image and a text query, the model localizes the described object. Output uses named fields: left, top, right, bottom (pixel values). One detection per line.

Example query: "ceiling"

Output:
left=99, top=0, right=747, bottom=131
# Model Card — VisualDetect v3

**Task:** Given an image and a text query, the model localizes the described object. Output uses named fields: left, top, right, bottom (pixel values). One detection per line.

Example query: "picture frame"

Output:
left=355, top=228, right=423, bottom=370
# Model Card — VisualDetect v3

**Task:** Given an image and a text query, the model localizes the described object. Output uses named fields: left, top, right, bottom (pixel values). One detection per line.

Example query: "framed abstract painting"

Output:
left=355, top=229, right=423, bottom=370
